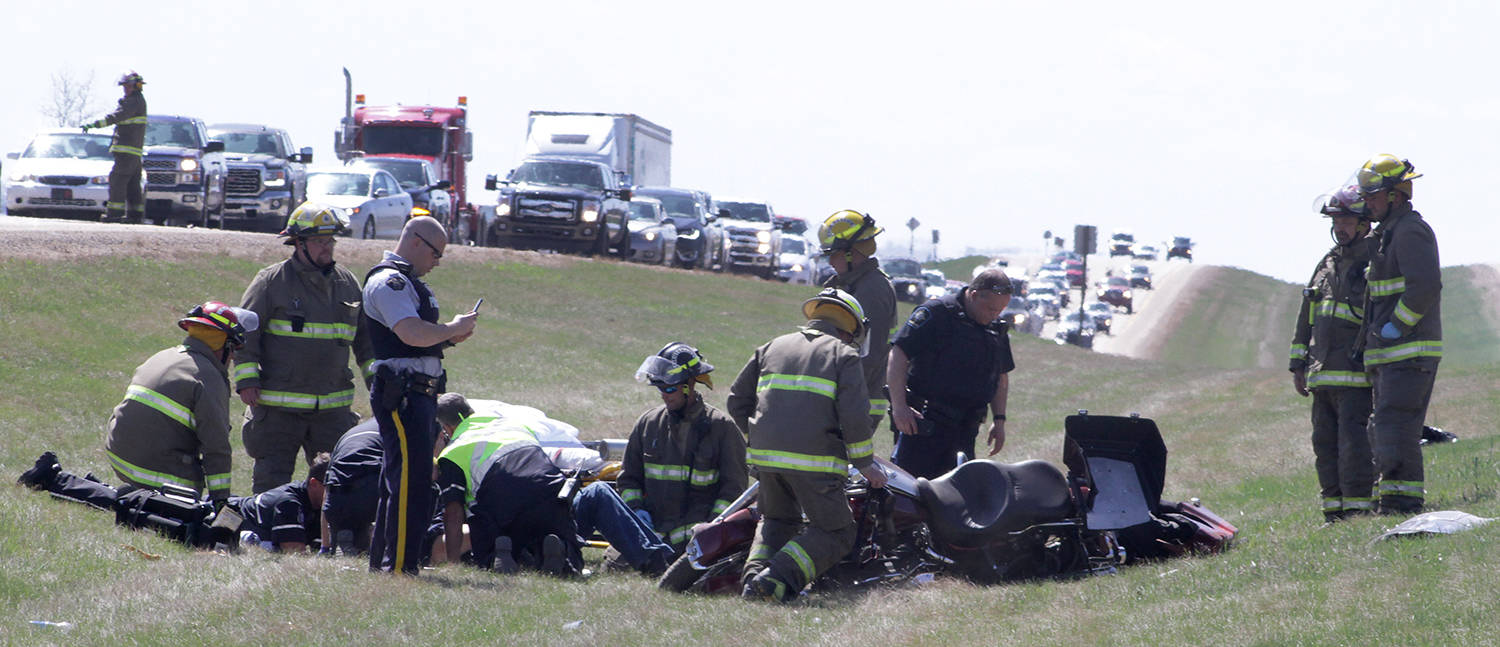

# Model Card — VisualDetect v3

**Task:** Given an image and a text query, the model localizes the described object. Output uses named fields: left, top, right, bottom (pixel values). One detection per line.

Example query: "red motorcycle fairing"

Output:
left=686, top=507, right=760, bottom=568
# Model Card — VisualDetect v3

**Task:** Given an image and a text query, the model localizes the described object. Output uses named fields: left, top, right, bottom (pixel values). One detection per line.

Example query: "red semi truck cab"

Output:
left=335, top=93, right=478, bottom=242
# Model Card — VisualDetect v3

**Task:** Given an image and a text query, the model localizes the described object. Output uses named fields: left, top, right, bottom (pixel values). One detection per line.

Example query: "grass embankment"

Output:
left=925, top=255, right=990, bottom=281
left=2, top=241, right=1498, bottom=645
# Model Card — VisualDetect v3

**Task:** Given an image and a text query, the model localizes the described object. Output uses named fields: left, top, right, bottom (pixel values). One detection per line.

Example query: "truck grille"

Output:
left=517, top=197, right=576, bottom=221
left=143, top=159, right=176, bottom=170
left=38, top=175, right=88, bottom=186
left=147, top=172, right=176, bottom=186
left=29, top=197, right=96, bottom=207
left=726, top=228, right=763, bottom=253
left=226, top=168, right=261, bottom=195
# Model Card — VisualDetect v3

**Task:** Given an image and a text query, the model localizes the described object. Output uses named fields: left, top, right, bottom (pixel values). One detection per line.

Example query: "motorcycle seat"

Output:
left=917, top=459, right=1074, bottom=546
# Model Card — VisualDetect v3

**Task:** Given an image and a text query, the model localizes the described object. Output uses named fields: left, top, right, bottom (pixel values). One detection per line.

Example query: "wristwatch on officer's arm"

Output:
left=992, top=412, right=1006, bottom=422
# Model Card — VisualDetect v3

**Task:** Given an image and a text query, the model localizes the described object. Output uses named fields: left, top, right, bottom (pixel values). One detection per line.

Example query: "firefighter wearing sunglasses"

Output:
left=621, top=343, right=748, bottom=553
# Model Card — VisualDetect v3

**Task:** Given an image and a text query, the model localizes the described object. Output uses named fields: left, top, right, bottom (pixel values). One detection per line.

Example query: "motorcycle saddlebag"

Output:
left=1062, top=413, right=1167, bottom=531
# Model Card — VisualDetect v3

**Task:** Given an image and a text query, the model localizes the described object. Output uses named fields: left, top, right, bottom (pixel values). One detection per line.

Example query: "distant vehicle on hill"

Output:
left=1109, top=230, right=1135, bottom=257
left=1168, top=236, right=1194, bottom=262
left=1098, top=276, right=1134, bottom=313
left=1129, top=264, right=1153, bottom=290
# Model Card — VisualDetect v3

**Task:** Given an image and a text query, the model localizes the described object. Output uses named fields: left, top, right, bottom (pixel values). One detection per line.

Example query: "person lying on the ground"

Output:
left=225, top=452, right=329, bottom=553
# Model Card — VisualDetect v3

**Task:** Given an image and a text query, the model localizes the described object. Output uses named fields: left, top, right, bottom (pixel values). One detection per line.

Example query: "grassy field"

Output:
left=3, top=236, right=1498, bottom=646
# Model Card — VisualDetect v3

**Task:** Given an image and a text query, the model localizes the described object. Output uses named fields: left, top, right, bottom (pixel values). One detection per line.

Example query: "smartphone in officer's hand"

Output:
left=471, top=298, right=484, bottom=314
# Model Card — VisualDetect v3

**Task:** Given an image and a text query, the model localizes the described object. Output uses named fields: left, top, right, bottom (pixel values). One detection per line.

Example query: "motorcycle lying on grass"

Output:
left=658, top=412, right=1238, bottom=595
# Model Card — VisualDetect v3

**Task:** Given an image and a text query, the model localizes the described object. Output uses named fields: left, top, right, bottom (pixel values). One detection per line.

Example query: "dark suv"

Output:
left=1168, top=236, right=1193, bottom=262
left=632, top=186, right=725, bottom=270
left=485, top=157, right=631, bottom=256
left=1097, top=276, right=1134, bottom=313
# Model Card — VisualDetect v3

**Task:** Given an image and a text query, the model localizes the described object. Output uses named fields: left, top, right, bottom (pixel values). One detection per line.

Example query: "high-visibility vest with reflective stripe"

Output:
left=437, top=416, right=541, bottom=504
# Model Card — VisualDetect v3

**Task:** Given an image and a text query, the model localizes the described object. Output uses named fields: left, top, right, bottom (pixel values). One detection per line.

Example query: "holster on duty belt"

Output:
left=375, top=364, right=447, bottom=410
left=901, top=392, right=986, bottom=436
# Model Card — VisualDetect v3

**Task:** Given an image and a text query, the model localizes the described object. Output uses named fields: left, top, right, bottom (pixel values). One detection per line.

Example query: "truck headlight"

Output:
left=1123, top=290, right=1133, bottom=298
left=264, top=170, right=286, bottom=188
left=179, top=158, right=199, bottom=172
left=645, top=230, right=657, bottom=241
left=182, top=172, right=201, bottom=184
left=497, top=201, right=512, bottom=217
left=790, top=263, right=804, bottom=273
left=757, top=242, right=771, bottom=254
left=1014, top=313, right=1026, bottom=325
left=756, top=230, right=772, bottom=243
left=581, top=201, right=601, bottom=223
left=90, top=175, right=110, bottom=185
left=10, top=172, right=36, bottom=182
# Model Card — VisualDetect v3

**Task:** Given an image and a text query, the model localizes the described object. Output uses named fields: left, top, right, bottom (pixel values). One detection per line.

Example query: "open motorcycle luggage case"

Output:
left=1063, top=412, right=1167, bottom=531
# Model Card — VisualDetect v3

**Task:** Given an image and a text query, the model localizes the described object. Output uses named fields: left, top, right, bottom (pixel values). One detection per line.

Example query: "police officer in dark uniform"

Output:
left=361, top=216, right=477, bottom=575
left=887, top=268, right=1016, bottom=480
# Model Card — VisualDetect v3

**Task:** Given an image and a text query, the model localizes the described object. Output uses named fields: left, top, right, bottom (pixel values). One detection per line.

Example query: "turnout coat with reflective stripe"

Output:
left=99, top=91, right=147, bottom=157
left=1288, top=237, right=1373, bottom=388
left=823, top=258, right=897, bottom=417
left=727, top=320, right=875, bottom=476
left=233, top=254, right=373, bottom=411
left=1361, top=202, right=1442, bottom=367
left=105, top=336, right=233, bottom=499
left=617, top=396, right=748, bottom=548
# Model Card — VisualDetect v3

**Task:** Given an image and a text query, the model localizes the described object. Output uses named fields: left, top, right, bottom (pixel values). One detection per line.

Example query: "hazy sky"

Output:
left=4, top=1, right=1495, bottom=281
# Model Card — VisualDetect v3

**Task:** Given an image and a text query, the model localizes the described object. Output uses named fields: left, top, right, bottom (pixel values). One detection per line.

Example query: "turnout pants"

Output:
left=106, top=152, right=144, bottom=221
left=1310, top=386, right=1375, bottom=518
left=743, top=471, right=855, bottom=593
left=368, top=372, right=437, bottom=575
left=243, top=405, right=360, bottom=493
left=1368, top=360, right=1437, bottom=513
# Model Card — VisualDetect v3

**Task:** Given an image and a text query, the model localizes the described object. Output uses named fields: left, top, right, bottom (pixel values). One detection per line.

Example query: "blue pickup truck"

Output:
left=143, top=115, right=226, bottom=227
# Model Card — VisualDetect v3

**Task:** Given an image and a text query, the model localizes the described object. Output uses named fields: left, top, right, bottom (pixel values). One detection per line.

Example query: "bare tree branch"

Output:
left=40, top=68, right=104, bottom=128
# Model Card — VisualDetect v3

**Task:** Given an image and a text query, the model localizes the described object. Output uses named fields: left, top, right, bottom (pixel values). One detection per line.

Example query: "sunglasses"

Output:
left=656, top=384, right=681, bottom=394
left=415, top=232, right=443, bottom=259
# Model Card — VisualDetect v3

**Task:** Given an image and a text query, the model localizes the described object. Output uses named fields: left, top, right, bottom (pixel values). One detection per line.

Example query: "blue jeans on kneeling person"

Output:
left=572, top=482, right=674, bottom=571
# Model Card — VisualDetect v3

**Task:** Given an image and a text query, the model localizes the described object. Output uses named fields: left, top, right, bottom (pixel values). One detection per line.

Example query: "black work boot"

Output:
left=18, top=452, right=61, bottom=490
left=741, top=571, right=792, bottom=603
left=336, top=529, right=358, bottom=556
left=540, top=534, right=567, bottom=576
left=493, top=536, right=519, bottom=574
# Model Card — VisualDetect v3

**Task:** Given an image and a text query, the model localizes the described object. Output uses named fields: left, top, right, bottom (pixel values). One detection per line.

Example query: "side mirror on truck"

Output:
left=205, top=140, right=226, bottom=154
left=484, top=174, right=498, bottom=191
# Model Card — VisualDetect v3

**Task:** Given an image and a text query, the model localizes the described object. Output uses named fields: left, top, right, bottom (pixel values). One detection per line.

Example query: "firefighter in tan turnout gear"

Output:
left=1289, top=185, right=1376, bottom=522
left=819, top=210, right=897, bottom=427
left=105, top=301, right=258, bottom=503
left=1355, top=154, right=1441, bottom=515
left=83, top=71, right=148, bottom=223
left=620, top=342, right=748, bottom=552
left=234, top=203, right=375, bottom=492
left=728, top=288, right=888, bottom=603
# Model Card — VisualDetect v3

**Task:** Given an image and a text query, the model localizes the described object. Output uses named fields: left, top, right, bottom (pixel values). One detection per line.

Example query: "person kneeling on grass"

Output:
left=434, top=393, right=674, bottom=576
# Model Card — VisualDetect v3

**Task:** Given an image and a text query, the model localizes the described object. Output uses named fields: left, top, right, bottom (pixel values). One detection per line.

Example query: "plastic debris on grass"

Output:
left=1372, top=510, right=1495, bottom=544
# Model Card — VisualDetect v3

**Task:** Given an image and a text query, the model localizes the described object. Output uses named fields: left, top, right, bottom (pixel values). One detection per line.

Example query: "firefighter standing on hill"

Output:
left=234, top=203, right=375, bottom=493
left=1288, top=185, right=1376, bottom=522
left=819, top=211, right=898, bottom=428
left=1355, top=154, right=1441, bottom=515
left=619, top=342, right=748, bottom=552
left=105, top=302, right=258, bottom=503
left=728, top=288, right=887, bottom=603
left=84, top=71, right=148, bottom=223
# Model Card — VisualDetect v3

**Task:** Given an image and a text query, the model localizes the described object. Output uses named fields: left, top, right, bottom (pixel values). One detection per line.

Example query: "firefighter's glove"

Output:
left=1379, top=322, right=1401, bottom=340
left=634, top=508, right=653, bottom=528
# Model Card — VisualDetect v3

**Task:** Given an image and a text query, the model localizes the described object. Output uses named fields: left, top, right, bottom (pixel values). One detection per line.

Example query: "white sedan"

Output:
left=305, top=167, right=412, bottom=239
left=3, top=130, right=135, bottom=219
